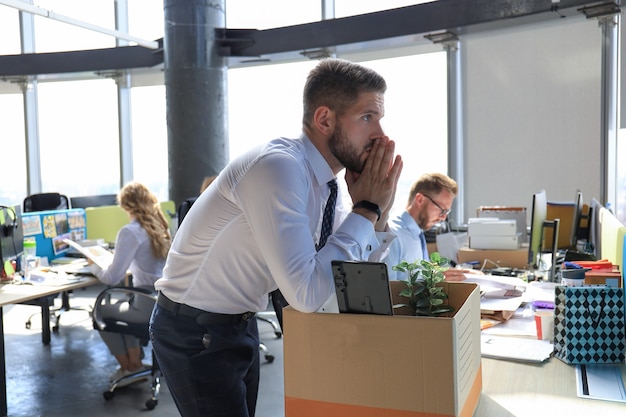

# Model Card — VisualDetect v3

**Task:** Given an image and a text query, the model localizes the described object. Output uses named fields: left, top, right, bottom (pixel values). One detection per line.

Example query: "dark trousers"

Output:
left=149, top=300, right=260, bottom=417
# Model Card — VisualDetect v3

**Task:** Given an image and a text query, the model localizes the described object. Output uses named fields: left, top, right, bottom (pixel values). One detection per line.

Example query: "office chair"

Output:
left=176, top=198, right=282, bottom=359
left=23, top=192, right=70, bottom=213
left=91, top=286, right=161, bottom=410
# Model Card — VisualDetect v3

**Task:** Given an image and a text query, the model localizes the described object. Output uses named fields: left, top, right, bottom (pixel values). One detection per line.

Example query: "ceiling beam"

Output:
left=215, top=0, right=609, bottom=57
left=0, top=43, right=163, bottom=77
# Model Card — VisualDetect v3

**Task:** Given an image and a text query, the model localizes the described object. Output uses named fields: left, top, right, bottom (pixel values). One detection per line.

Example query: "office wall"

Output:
left=463, top=17, right=602, bottom=221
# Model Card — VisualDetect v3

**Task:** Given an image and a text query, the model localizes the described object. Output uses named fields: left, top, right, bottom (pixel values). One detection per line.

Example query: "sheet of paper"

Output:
left=480, top=334, right=553, bottom=363
left=576, top=364, right=626, bottom=403
left=63, top=239, right=113, bottom=270
left=480, top=296, right=524, bottom=312
left=481, top=317, right=537, bottom=337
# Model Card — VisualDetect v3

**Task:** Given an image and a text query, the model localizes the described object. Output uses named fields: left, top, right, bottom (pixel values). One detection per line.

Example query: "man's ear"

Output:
left=312, top=106, right=335, bottom=135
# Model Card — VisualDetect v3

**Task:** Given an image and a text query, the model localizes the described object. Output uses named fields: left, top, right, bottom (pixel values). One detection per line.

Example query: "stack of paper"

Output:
left=480, top=335, right=554, bottom=363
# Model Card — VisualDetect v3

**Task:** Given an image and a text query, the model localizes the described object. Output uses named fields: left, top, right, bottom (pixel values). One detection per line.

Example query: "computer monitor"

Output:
left=588, top=197, right=602, bottom=257
left=70, top=194, right=117, bottom=209
left=0, top=204, right=24, bottom=273
left=528, top=190, right=559, bottom=280
left=570, top=190, right=583, bottom=247
left=528, top=190, right=547, bottom=270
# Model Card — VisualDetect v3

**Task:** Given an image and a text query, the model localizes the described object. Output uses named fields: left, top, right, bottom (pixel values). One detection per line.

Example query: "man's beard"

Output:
left=418, top=208, right=433, bottom=231
left=328, top=124, right=370, bottom=173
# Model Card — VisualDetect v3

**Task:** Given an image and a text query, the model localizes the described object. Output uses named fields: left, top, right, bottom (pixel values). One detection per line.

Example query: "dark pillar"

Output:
left=164, top=0, right=228, bottom=206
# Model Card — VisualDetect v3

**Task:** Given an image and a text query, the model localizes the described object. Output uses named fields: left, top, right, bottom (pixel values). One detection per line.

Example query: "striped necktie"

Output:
left=317, top=179, right=338, bottom=251
left=271, top=178, right=338, bottom=329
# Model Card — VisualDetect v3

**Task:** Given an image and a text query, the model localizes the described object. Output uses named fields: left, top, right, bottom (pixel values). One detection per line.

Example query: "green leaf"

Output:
left=394, top=252, right=453, bottom=317
left=399, top=289, right=412, bottom=298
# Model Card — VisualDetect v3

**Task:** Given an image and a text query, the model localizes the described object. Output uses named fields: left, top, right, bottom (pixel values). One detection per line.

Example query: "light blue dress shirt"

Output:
left=385, top=210, right=428, bottom=281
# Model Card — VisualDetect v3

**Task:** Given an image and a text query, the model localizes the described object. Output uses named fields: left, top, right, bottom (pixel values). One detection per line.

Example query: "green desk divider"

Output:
left=85, top=201, right=176, bottom=246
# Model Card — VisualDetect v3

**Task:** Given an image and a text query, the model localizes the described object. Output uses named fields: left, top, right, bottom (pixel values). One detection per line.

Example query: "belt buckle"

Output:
left=242, top=312, right=255, bottom=321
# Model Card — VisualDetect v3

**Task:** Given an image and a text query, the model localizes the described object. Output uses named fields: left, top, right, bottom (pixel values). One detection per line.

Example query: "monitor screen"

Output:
left=528, top=190, right=547, bottom=269
left=570, top=191, right=583, bottom=247
left=588, top=197, right=602, bottom=257
left=0, top=204, right=24, bottom=266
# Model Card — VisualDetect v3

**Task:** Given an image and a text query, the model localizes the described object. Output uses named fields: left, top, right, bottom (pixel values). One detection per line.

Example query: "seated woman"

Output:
left=89, top=181, right=171, bottom=384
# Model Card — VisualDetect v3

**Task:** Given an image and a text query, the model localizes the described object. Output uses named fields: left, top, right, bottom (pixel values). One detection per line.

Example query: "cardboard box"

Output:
left=283, top=281, right=482, bottom=417
left=469, top=234, right=521, bottom=250
left=457, top=246, right=529, bottom=269
left=468, top=219, right=517, bottom=236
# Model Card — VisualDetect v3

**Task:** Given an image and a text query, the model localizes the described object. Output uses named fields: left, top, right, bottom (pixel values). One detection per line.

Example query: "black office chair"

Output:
left=92, top=286, right=161, bottom=410
left=23, top=192, right=70, bottom=213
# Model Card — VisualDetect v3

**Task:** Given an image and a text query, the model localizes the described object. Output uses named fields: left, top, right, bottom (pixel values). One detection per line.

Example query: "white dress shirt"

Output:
left=386, top=210, right=428, bottom=281
left=155, top=135, right=395, bottom=314
left=89, top=219, right=165, bottom=288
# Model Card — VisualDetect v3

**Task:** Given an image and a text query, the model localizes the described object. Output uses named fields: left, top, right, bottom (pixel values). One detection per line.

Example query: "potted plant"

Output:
left=392, top=252, right=455, bottom=317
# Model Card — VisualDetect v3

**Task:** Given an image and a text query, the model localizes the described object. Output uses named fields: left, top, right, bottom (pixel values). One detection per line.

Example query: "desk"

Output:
left=477, top=356, right=626, bottom=416
left=0, top=276, right=98, bottom=417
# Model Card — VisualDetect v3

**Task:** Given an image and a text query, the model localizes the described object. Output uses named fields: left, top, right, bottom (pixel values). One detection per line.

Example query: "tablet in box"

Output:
left=331, top=260, right=393, bottom=315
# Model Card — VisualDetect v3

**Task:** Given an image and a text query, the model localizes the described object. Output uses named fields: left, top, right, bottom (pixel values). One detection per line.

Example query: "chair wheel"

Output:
left=275, top=331, right=282, bottom=339
left=52, top=325, right=59, bottom=333
left=103, top=391, right=115, bottom=401
left=25, top=321, right=31, bottom=329
left=145, top=399, right=158, bottom=410
left=265, top=354, right=275, bottom=363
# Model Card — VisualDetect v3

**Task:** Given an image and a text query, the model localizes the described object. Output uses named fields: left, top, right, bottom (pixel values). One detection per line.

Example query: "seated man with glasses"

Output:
left=386, top=172, right=468, bottom=281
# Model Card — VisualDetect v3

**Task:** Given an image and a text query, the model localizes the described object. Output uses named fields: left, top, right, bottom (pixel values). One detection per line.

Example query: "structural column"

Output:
left=164, top=0, right=228, bottom=205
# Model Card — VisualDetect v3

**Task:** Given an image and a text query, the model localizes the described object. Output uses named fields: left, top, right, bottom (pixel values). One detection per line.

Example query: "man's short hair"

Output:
left=302, top=59, right=387, bottom=129
left=408, top=173, right=458, bottom=206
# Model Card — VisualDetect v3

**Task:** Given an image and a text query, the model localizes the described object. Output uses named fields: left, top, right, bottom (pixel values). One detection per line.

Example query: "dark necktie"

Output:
left=419, top=230, right=429, bottom=260
left=271, top=178, right=338, bottom=329
left=316, top=179, right=338, bottom=251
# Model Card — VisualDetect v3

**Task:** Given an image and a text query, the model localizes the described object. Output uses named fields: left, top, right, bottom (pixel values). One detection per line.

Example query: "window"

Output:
left=335, top=0, right=433, bottom=18
left=131, top=85, right=169, bottom=201
left=0, top=94, right=27, bottom=206
left=34, top=0, right=114, bottom=53
left=37, top=79, right=120, bottom=197
left=228, top=52, right=447, bottom=215
left=226, top=0, right=320, bottom=28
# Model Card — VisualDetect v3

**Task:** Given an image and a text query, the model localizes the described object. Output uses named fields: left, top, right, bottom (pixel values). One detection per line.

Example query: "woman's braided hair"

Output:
left=117, top=182, right=171, bottom=259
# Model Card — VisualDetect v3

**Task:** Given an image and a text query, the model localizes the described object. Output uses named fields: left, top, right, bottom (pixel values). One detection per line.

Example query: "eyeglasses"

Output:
left=423, top=194, right=451, bottom=217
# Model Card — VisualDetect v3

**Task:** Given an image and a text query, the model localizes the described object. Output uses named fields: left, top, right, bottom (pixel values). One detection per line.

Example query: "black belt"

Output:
left=157, top=292, right=255, bottom=325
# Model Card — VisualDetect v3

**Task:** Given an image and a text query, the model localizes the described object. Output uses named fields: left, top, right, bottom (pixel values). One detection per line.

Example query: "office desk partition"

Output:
left=477, top=357, right=626, bottom=416
left=0, top=277, right=98, bottom=417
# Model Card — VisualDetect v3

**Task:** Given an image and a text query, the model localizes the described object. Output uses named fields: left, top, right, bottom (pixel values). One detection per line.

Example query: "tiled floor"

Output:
left=2, top=283, right=285, bottom=417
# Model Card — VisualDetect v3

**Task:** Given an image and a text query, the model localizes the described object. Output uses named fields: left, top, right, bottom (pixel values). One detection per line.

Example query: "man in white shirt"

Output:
left=386, top=173, right=468, bottom=281
left=149, top=58, right=403, bottom=417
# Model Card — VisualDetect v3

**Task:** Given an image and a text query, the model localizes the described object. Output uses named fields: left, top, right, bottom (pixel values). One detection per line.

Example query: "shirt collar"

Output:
left=301, top=134, right=335, bottom=187
left=401, top=210, right=424, bottom=238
